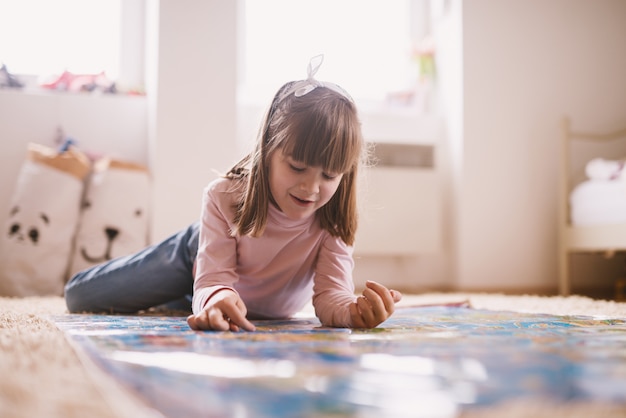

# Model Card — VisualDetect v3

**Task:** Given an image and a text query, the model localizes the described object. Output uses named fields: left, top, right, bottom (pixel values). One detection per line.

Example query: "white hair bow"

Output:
left=289, top=55, right=353, bottom=102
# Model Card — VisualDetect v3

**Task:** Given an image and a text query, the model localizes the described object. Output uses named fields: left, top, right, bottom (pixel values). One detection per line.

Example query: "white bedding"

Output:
left=570, top=158, right=626, bottom=226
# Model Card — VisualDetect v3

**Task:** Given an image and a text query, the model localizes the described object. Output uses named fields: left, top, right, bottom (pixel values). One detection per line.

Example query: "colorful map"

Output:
left=53, top=305, right=626, bottom=417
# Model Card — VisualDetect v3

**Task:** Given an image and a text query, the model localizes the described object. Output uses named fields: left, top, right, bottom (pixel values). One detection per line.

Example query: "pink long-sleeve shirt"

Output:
left=192, top=177, right=356, bottom=327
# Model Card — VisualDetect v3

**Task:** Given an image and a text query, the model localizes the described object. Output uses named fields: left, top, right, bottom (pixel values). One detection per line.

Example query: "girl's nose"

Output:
left=300, top=175, right=319, bottom=194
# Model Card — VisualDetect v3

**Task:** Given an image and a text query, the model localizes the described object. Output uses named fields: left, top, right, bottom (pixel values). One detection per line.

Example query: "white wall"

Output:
left=454, top=0, right=626, bottom=292
left=147, top=0, right=238, bottom=242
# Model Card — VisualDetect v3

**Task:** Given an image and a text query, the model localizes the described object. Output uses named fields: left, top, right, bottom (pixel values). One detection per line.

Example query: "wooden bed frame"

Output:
left=558, top=117, right=626, bottom=296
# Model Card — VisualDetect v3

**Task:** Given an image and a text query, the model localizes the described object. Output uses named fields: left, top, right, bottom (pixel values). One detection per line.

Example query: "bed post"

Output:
left=558, top=117, right=571, bottom=296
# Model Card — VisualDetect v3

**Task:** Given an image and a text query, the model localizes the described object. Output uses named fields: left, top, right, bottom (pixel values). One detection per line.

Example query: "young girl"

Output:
left=65, top=56, right=402, bottom=331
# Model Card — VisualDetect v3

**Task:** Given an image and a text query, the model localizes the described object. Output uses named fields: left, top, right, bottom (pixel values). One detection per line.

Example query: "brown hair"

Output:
left=226, top=81, right=365, bottom=245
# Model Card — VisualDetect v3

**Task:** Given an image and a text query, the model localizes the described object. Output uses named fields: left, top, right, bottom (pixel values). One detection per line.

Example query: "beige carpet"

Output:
left=1, top=293, right=625, bottom=418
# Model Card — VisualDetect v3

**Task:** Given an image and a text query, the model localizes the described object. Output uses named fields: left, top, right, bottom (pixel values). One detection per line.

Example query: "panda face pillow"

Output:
left=0, top=144, right=90, bottom=296
left=7, top=206, right=49, bottom=246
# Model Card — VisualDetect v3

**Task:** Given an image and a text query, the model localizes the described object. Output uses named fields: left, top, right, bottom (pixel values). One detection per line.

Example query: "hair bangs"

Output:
left=281, top=91, right=362, bottom=175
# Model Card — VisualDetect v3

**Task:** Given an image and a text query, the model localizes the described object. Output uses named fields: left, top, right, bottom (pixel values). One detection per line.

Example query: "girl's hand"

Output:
left=349, top=280, right=402, bottom=329
left=187, top=289, right=256, bottom=332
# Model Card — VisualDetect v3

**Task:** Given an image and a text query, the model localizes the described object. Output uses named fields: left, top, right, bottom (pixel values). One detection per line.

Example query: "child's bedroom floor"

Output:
left=2, top=293, right=626, bottom=418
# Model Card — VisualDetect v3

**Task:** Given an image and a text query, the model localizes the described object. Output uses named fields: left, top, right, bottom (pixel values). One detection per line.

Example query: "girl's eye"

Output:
left=323, top=173, right=339, bottom=180
left=289, top=164, right=306, bottom=172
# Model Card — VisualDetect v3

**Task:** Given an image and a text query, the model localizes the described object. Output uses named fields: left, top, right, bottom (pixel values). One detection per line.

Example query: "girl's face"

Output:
left=269, top=149, right=343, bottom=220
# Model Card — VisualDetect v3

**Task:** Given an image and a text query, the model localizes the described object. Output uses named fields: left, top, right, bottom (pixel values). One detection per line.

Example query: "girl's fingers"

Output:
left=188, top=291, right=256, bottom=332
left=366, top=280, right=402, bottom=307
left=349, top=302, right=367, bottom=328
left=186, top=305, right=255, bottom=332
left=362, top=287, right=386, bottom=318
left=365, top=281, right=396, bottom=314
left=355, top=281, right=403, bottom=328
left=186, top=311, right=215, bottom=330
left=221, top=295, right=255, bottom=331
left=356, top=295, right=377, bottom=327
left=186, top=314, right=199, bottom=330
left=208, top=308, right=232, bottom=331
left=224, top=307, right=256, bottom=332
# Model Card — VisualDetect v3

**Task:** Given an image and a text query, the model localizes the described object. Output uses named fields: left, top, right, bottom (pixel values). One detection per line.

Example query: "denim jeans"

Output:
left=65, top=221, right=199, bottom=313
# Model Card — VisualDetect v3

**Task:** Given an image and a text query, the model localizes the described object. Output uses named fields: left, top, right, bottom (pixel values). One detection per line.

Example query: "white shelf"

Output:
left=359, top=107, right=442, bottom=145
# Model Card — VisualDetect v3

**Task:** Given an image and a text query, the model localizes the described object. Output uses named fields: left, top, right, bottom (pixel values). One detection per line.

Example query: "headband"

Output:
left=278, top=55, right=354, bottom=104
left=264, top=55, right=354, bottom=143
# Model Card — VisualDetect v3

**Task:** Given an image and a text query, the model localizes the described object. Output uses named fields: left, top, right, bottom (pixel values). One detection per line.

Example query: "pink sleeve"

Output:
left=192, top=182, right=240, bottom=314
left=312, top=234, right=357, bottom=327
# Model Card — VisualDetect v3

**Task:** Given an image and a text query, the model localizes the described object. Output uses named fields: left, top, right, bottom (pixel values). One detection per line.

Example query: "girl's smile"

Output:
left=290, top=194, right=315, bottom=207
left=269, top=150, right=342, bottom=220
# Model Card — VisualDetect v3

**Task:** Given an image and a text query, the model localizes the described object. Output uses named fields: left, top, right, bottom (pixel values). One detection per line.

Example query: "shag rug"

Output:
left=2, top=293, right=626, bottom=418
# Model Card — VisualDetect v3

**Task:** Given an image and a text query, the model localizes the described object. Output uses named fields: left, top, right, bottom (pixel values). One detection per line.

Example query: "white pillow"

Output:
left=585, top=158, right=625, bottom=181
left=69, top=158, right=151, bottom=277
left=0, top=143, right=90, bottom=296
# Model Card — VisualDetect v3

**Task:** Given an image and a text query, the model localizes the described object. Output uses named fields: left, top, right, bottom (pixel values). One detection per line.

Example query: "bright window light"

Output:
left=241, top=0, right=414, bottom=103
left=0, top=0, right=121, bottom=78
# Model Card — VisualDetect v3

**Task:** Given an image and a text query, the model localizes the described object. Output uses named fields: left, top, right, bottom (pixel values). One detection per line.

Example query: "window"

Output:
left=240, top=0, right=423, bottom=105
left=0, top=0, right=121, bottom=79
